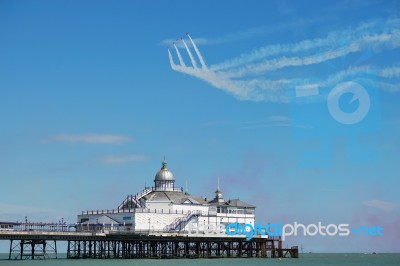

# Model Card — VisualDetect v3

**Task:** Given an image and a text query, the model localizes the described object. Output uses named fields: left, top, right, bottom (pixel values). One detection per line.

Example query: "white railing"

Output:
left=81, top=208, right=193, bottom=216
left=117, top=187, right=153, bottom=210
left=166, top=210, right=202, bottom=231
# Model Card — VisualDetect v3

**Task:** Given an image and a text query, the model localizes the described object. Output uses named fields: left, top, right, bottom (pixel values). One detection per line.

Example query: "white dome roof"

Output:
left=154, top=160, right=175, bottom=181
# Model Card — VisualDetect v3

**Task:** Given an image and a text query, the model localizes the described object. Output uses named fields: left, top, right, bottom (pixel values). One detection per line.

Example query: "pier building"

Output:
left=77, top=159, right=256, bottom=233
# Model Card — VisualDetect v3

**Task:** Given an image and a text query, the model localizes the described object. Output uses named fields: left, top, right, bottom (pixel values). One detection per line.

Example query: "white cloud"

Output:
left=267, top=115, right=291, bottom=123
left=43, top=133, right=133, bottom=144
left=202, top=115, right=292, bottom=130
left=363, top=199, right=397, bottom=212
left=99, top=155, right=148, bottom=164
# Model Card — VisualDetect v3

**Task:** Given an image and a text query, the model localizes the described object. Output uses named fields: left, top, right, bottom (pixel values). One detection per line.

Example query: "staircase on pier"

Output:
left=167, top=210, right=202, bottom=231
left=118, top=187, right=153, bottom=210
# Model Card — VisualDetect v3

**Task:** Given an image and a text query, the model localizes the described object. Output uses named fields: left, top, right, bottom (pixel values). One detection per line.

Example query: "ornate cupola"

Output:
left=154, top=159, right=175, bottom=191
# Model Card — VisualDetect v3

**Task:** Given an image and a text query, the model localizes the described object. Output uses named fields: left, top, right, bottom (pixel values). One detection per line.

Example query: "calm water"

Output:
left=0, top=253, right=399, bottom=266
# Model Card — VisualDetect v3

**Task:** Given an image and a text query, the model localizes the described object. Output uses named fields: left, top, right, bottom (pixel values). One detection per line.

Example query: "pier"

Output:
left=0, top=161, right=299, bottom=260
left=0, top=230, right=298, bottom=259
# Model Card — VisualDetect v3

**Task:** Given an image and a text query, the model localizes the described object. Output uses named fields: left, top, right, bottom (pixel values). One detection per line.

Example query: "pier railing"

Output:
left=81, top=207, right=197, bottom=216
left=117, top=187, right=154, bottom=210
left=166, top=210, right=202, bottom=231
left=1, top=222, right=73, bottom=232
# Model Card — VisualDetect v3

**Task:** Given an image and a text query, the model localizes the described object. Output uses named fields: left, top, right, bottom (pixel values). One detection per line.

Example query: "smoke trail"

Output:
left=212, top=17, right=400, bottom=71
left=168, top=49, right=177, bottom=69
left=167, top=18, right=400, bottom=102
left=182, top=39, right=198, bottom=68
left=187, top=34, right=207, bottom=69
left=174, top=44, right=186, bottom=67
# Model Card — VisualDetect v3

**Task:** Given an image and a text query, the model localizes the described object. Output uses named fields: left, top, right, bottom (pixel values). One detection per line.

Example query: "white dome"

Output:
left=154, top=160, right=175, bottom=181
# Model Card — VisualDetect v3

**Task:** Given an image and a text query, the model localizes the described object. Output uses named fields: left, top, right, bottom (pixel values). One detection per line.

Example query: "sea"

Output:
left=0, top=253, right=399, bottom=266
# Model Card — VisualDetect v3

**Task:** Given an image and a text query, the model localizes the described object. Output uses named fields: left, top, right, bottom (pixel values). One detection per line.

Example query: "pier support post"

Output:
left=278, top=239, right=283, bottom=258
left=8, top=239, right=57, bottom=260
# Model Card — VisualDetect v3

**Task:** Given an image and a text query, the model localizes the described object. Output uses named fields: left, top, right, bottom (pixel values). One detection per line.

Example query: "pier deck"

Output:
left=0, top=231, right=298, bottom=259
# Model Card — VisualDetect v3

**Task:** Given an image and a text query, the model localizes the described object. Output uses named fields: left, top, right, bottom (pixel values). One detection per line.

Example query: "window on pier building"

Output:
left=246, top=209, right=255, bottom=214
left=217, top=207, right=227, bottom=213
left=228, top=209, right=238, bottom=214
left=1, top=224, right=12, bottom=229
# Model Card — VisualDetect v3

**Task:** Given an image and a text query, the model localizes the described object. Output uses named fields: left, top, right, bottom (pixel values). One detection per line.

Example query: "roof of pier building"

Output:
left=117, top=159, right=256, bottom=210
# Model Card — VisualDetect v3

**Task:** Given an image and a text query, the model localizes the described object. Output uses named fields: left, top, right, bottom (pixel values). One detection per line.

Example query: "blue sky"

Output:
left=0, top=0, right=399, bottom=252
